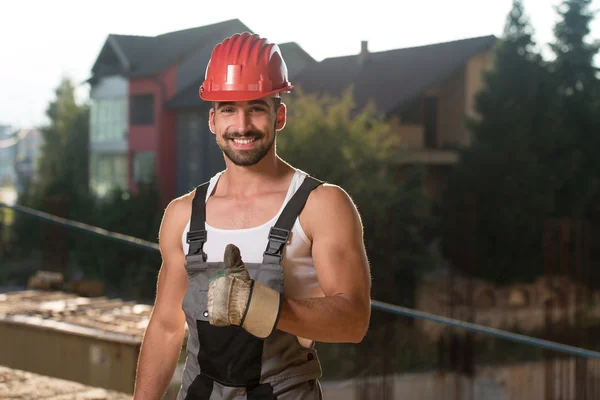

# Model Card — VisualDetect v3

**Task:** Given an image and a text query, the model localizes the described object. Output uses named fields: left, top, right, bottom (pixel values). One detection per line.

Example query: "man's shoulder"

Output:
left=159, top=191, right=196, bottom=249
left=163, top=190, right=195, bottom=227
left=310, top=183, right=356, bottom=212
left=300, top=180, right=360, bottom=238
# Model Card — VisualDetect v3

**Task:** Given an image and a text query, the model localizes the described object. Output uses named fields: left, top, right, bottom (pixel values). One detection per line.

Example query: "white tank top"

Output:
left=181, top=169, right=325, bottom=344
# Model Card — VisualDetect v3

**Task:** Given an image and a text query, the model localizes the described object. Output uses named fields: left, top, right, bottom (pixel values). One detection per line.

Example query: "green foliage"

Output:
left=438, top=0, right=600, bottom=285
left=549, top=0, right=600, bottom=213
left=9, top=76, right=91, bottom=264
left=67, top=184, right=162, bottom=300
left=278, top=87, right=434, bottom=305
left=5, top=77, right=162, bottom=300
left=439, top=1, right=553, bottom=283
left=36, top=77, right=90, bottom=200
left=550, top=0, right=600, bottom=100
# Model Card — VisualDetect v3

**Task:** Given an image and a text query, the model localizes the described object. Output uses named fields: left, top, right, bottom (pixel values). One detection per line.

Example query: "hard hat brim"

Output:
left=199, top=85, right=294, bottom=103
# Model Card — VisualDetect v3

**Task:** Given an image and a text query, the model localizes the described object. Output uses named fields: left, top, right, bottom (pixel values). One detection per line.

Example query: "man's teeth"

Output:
left=233, top=138, right=256, bottom=144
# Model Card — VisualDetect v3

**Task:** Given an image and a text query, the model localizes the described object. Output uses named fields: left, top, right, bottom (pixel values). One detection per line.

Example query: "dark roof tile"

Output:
left=278, top=42, right=316, bottom=64
left=92, top=19, right=251, bottom=79
left=129, top=19, right=250, bottom=77
left=292, top=35, right=497, bottom=114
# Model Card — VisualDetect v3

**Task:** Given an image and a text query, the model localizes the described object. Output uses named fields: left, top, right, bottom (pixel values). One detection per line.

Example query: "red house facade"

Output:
left=128, top=65, right=178, bottom=203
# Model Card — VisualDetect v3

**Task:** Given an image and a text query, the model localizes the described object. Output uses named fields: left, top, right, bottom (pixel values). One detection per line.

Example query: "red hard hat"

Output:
left=199, top=32, right=294, bottom=102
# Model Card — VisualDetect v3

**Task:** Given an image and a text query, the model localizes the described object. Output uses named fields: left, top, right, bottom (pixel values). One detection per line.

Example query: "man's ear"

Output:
left=275, top=103, right=287, bottom=131
left=209, top=108, right=216, bottom=134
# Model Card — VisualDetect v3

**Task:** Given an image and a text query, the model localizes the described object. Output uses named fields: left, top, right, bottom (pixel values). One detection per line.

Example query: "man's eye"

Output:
left=220, top=107, right=234, bottom=113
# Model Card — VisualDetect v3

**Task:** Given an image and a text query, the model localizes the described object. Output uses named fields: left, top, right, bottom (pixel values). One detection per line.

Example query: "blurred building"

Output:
left=87, top=19, right=316, bottom=205
left=292, top=35, right=498, bottom=201
left=14, top=128, right=43, bottom=192
left=0, top=125, right=16, bottom=186
left=0, top=125, right=43, bottom=192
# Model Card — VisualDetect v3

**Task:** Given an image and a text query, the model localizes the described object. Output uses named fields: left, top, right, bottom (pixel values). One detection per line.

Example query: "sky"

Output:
left=1, top=0, right=599, bottom=128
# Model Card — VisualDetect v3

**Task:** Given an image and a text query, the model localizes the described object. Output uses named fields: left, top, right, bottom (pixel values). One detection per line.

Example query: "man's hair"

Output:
left=272, top=97, right=282, bottom=111
left=212, top=97, right=282, bottom=113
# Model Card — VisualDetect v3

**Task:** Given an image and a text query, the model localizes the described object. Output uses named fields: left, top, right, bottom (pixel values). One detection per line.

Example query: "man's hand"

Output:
left=207, top=244, right=281, bottom=338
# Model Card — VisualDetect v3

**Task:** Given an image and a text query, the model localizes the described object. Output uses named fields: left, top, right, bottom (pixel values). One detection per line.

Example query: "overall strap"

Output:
left=262, top=176, right=324, bottom=264
left=186, top=181, right=211, bottom=261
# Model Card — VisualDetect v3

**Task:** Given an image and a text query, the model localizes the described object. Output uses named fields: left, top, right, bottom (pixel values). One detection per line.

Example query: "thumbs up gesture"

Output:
left=207, top=244, right=282, bottom=338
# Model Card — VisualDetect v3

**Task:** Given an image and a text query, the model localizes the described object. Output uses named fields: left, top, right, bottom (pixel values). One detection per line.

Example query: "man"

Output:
left=132, top=32, right=371, bottom=400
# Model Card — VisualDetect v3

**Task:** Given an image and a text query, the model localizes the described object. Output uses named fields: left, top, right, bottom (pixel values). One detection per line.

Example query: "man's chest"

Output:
left=205, top=193, right=288, bottom=230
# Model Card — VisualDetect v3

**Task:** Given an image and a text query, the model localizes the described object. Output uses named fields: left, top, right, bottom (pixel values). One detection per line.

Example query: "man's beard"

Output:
left=218, top=130, right=275, bottom=167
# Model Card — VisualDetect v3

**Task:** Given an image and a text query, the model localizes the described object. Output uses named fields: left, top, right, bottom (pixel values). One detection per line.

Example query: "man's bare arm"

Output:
left=133, top=198, right=189, bottom=400
left=276, top=185, right=372, bottom=343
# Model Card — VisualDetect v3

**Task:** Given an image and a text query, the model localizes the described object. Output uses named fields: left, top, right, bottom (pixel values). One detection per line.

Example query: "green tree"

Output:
left=549, top=0, right=600, bottom=215
left=7, top=76, right=90, bottom=278
left=36, top=76, right=90, bottom=200
left=278, top=87, right=433, bottom=306
left=68, top=183, right=163, bottom=300
left=550, top=0, right=599, bottom=102
left=278, top=87, right=435, bottom=380
left=6, top=76, right=163, bottom=298
left=438, top=0, right=567, bottom=283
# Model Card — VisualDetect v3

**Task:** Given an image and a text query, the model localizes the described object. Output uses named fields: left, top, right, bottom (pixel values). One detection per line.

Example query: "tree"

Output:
left=36, top=76, right=90, bottom=200
left=6, top=76, right=163, bottom=298
left=550, top=0, right=599, bottom=102
left=549, top=0, right=600, bottom=215
left=278, top=87, right=433, bottom=306
left=7, top=76, right=90, bottom=276
left=438, top=0, right=569, bottom=283
left=277, top=86, right=434, bottom=380
left=68, top=183, right=163, bottom=300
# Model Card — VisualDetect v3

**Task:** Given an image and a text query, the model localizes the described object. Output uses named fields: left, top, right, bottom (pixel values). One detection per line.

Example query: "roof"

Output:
left=164, top=40, right=316, bottom=109
left=278, top=41, right=316, bottom=64
left=91, top=19, right=250, bottom=79
left=0, top=290, right=156, bottom=345
left=164, top=77, right=206, bottom=109
left=0, top=366, right=132, bottom=399
left=292, top=35, right=497, bottom=115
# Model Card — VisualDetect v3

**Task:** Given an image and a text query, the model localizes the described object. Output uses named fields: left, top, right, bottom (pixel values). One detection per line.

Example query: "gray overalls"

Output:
left=178, top=176, right=324, bottom=400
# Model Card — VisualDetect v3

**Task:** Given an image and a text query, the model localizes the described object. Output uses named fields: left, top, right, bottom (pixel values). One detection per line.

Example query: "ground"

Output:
left=0, top=365, right=132, bottom=400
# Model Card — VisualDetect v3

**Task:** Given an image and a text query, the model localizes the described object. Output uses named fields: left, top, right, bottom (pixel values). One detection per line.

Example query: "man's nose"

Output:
left=234, top=111, right=252, bottom=134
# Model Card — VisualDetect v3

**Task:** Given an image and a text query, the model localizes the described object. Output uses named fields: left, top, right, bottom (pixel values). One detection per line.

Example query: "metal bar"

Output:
left=371, top=300, right=600, bottom=360
left=7, top=201, right=600, bottom=364
left=0, top=202, right=160, bottom=252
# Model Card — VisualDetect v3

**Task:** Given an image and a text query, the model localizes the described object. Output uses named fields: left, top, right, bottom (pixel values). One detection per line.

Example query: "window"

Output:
left=184, top=113, right=208, bottom=191
left=400, top=99, right=423, bottom=124
left=89, top=153, right=128, bottom=197
left=133, top=151, right=155, bottom=184
left=423, top=96, right=438, bottom=149
left=130, top=94, right=154, bottom=125
left=90, top=98, right=127, bottom=143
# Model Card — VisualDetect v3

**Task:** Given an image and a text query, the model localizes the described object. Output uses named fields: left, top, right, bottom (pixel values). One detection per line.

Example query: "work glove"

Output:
left=207, top=243, right=282, bottom=339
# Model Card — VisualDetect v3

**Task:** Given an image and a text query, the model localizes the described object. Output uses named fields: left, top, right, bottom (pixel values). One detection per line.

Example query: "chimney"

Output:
left=359, top=40, right=369, bottom=65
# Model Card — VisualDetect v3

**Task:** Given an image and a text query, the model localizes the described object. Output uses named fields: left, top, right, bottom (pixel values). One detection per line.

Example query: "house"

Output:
left=87, top=19, right=316, bottom=207
left=291, top=35, right=498, bottom=200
